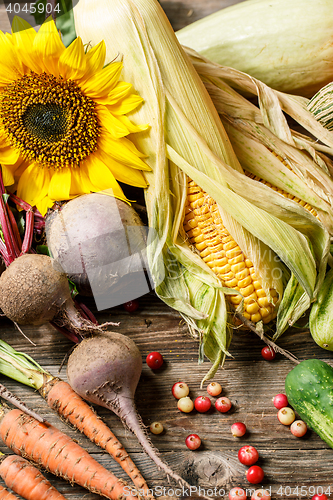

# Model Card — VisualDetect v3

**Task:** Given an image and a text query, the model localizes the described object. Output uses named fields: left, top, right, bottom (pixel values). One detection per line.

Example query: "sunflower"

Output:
left=0, top=17, right=150, bottom=215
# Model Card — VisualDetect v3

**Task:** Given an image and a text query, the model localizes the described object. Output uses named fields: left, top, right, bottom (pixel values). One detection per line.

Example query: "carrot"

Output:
left=0, top=455, right=67, bottom=500
left=0, top=340, right=153, bottom=499
left=41, top=379, right=153, bottom=499
left=0, top=407, right=140, bottom=500
left=0, top=484, right=20, bottom=499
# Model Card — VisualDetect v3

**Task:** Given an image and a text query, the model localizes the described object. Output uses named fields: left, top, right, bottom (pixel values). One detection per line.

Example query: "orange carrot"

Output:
left=0, top=455, right=67, bottom=500
left=0, top=407, right=140, bottom=500
left=41, top=379, right=153, bottom=499
left=0, top=484, right=20, bottom=499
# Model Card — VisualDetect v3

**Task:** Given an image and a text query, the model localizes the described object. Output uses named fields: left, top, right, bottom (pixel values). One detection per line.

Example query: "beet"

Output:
left=0, top=254, right=70, bottom=326
left=0, top=254, right=115, bottom=336
left=67, top=332, right=193, bottom=490
left=46, top=193, right=148, bottom=304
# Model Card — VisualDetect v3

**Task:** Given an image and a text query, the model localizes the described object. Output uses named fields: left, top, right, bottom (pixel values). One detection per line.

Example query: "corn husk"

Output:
left=176, top=0, right=333, bottom=98
left=184, top=50, right=333, bottom=335
left=73, top=0, right=329, bottom=380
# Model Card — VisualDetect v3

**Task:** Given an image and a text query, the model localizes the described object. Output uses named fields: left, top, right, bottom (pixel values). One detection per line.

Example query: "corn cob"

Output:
left=184, top=179, right=278, bottom=324
left=245, top=171, right=318, bottom=219
left=183, top=162, right=322, bottom=325
left=73, top=0, right=324, bottom=381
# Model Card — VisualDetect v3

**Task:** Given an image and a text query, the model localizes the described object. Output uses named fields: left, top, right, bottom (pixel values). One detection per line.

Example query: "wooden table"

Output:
left=0, top=1, right=333, bottom=499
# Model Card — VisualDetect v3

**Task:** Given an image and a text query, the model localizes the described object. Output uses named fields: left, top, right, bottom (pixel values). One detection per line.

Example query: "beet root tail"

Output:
left=55, top=300, right=119, bottom=337
left=114, top=398, right=195, bottom=492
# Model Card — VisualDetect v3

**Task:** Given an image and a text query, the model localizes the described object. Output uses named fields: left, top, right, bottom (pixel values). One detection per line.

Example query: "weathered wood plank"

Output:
left=1, top=293, right=333, bottom=499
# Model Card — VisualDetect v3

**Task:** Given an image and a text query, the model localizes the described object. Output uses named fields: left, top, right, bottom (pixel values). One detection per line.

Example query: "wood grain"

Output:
left=1, top=0, right=333, bottom=499
left=1, top=293, right=333, bottom=499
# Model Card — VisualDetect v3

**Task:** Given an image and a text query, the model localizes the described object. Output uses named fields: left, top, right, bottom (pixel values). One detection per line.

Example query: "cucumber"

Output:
left=285, top=359, right=333, bottom=448
left=309, top=268, right=333, bottom=351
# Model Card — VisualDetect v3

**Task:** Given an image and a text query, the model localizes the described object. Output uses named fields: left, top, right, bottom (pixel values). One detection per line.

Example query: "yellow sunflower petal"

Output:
left=58, top=36, right=87, bottom=80
left=84, top=153, right=126, bottom=199
left=11, top=17, right=41, bottom=73
left=0, top=146, right=20, bottom=165
left=0, top=31, right=23, bottom=83
left=13, top=159, right=31, bottom=180
left=84, top=40, right=106, bottom=79
left=99, top=133, right=150, bottom=170
left=70, top=167, right=95, bottom=196
left=97, top=105, right=130, bottom=139
left=0, top=132, right=8, bottom=147
left=36, top=196, right=54, bottom=216
left=33, top=18, right=65, bottom=75
left=95, top=81, right=133, bottom=105
left=108, top=94, right=144, bottom=116
left=48, top=167, right=71, bottom=200
left=80, top=61, right=123, bottom=98
left=95, top=149, right=148, bottom=187
left=17, top=163, right=50, bottom=206
left=1, top=164, right=16, bottom=186
left=117, top=115, right=149, bottom=134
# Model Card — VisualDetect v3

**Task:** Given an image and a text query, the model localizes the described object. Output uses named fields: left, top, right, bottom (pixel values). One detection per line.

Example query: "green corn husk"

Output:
left=176, top=0, right=333, bottom=98
left=73, top=0, right=329, bottom=381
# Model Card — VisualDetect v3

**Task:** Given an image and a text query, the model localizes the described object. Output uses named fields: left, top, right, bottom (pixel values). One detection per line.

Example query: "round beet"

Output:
left=46, top=193, right=146, bottom=298
left=0, top=254, right=70, bottom=326
left=0, top=253, right=115, bottom=338
left=67, top=332, right=191, bottom=489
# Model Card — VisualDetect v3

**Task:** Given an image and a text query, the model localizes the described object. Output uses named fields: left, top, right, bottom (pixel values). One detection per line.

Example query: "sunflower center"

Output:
left=0, top=72, right=100, bottom=168
left=23, top=103, right=68, bottom=143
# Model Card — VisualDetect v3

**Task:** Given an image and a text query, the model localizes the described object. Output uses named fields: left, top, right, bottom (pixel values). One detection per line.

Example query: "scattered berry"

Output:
left=172, top=382, right=190, bottom=399
left=215, top=396, right=232, bottom=413
left=146, top=352, right=164, bottom=370
left=231, top=422, right=247, bottom=437
left=194, top=396, right=212, bottom=413
left=261, top=346, right=276, bottom=361
left=277, top=406, right=295, bottom=426
left=290, top=420, right=307, bottom=437
left=272, top=393, right=289, bottom=410
left=207, top=382, right=222, bottom=397
left=149, top=422, right=164, bottom=435
left=177, top=396, right=194, bottom=413
left=246, top=465, right=265, bottom=484
left=185, top=434, right=201, bottom=450
left=123, top=299, right=139, bottom=312
left=312, top=495, right=328, bottom=500
left=251, top=489, right=271, bottom=500
left=229, top=487, right=247, bottom=500
left=238, top=445, right=259, bottom=466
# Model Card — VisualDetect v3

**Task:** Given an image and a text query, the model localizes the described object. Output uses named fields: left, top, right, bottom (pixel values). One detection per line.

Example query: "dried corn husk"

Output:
left=183, top=50, right=333, bottom=336
left=73, top=0, right=329, bottom=379
left=176, top=0, right=333, bottom=98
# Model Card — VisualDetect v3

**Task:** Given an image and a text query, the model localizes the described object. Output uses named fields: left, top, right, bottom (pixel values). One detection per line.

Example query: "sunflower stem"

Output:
left=20, top=210, right=34, bottom=255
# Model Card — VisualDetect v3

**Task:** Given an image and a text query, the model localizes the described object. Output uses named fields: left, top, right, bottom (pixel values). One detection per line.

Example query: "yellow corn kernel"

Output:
left=184, top=178, right=277, bottom=324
